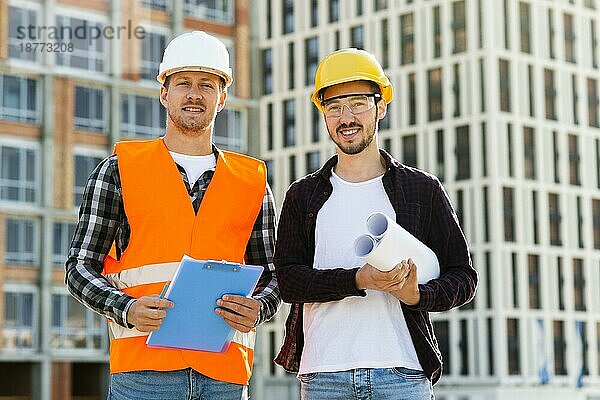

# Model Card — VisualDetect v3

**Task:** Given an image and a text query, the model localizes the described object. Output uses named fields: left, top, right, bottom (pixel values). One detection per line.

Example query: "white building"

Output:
left=251, top=0, right=600, bottom=399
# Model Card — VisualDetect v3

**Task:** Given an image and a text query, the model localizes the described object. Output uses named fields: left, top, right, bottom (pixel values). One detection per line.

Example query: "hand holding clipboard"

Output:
left=146, top=256, right=263, bottom=353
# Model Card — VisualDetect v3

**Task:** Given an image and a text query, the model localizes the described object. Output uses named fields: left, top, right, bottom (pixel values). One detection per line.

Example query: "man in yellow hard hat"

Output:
left=66, top=31, right=280, bottom=399
left=273, top=48, right=478, bottom=399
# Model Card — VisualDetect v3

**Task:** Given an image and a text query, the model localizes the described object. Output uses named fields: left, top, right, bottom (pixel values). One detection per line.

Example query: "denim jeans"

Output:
left=299, top=367, right=434, bottom=400
left=108, top=368, right=247, bottom=400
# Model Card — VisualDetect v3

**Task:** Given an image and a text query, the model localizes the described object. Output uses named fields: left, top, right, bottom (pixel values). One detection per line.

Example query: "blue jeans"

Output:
left=108, top=368, right=247, bottom=400
left=299, top=367, right=434, bottom=400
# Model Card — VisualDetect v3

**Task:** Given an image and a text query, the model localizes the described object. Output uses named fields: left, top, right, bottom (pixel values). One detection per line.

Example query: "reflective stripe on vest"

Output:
left=102, top=138, right=266, bottom=385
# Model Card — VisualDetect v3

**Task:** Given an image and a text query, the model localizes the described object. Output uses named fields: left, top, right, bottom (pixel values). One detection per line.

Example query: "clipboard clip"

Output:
left=203, top=260, right=241, bottom=272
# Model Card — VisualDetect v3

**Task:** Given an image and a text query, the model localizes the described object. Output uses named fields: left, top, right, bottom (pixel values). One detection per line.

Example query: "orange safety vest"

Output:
left=101, top=138, right=266, bottom=385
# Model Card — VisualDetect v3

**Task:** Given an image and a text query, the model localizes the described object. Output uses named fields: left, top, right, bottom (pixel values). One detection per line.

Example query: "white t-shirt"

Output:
left=169, top=151, right=216, bottom=185
left=299, top=171, right=422, bottom=374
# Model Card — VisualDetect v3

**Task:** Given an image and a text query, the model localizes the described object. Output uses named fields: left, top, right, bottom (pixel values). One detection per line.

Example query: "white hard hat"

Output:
left=157, top=31, right=233, bottom=87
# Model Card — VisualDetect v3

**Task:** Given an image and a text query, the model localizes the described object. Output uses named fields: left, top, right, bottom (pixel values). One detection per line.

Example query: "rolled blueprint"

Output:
left=354, top=212, right=440, bottom=283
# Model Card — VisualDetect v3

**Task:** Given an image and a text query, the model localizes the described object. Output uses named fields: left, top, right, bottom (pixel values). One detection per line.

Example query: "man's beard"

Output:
left=329, top=121, right=376, bottom=155
left=168, top=105, right=213, bottom=135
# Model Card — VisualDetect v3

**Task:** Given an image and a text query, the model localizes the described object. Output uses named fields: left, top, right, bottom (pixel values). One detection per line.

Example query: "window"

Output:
left=74, top=86, right=106, bottom=132
left=383, top=138, right=392, bottom=154
left=557, top=257, right=565, bottom=310
left=329, top=0, right=339, bottom=23
left=283, top=99, right=295, bottom=147
left=502, top=0, right=510, bottom=50
left=553, top=321, right=567, bottom=375
left=356, top=0, right=364, bottom=15
left=0, top=75, right=39, bottom=123
left=597, top=139, right=600, bottom=188
left=56, top=16, right=106, bottom=73
left=532, top=191, right=539, bottom=244
left=428, top=68, right=443, bottom=121
left=528, top=254, right=540, bottom=309
left=549, top=193, right=561, bottom=246
left=455, top=125, right=470, bottom=180
left=0, top=144, right=38, bottom=203
left=553, top=131, right=560, bottom=183
left=545, top=69, right=557, bottom=120
left=141, top=0, right=169, bottom=11
left=306, top=151, right=320, bottom=174
left=577, top=197, right=584, bottom=249
left=265, top=159, right=274, bottom=188
left=6, top=217, right=38, bottom=265
left=288, top=154, right=296, bottom=184
left=141, top=32, right=166, bottom=81
left=452, top=1, right=467, bottom=53
left=499, top=59, right=511, bottom=112
left=312, top=106, right=320, bottom=143
left=305, top=37, right=319, bottom=86
left=503, top=187, right=515, bottom=242
left=121, top=94, right=165, bottom=138
left=481, top=122, right=487, bottom=176
left=310, top=0, right=318, bottom=27
left=453, top=64, right=461, bottom=117
left=288, top=42, right=295, bottom=90
left=477, top=0, right=484, bottom=49
left=379, top=107, right=390, bottom=130
left=564, top=13, right=576, bottom=63
left=459, top=320, right=469, bottom=375
left=74, top=155, right=103, bottom=207
left=523, top=127, right=536, bottom=180
left=573, top=259, right=586, bottom=311
left=433, top=321, right=450, bottom=372
left=374, top=0, right=387, bottom=11
left=400, top=14, right=414, bottom=65
left=528, top=65, right=535, bottom=118
left=511, top=253, right=519, bottom=307
left=283, top=0, right=294, bottom=34
left=479, top=59, right=486, bottom=112
left=507, top=124, right=514, bottom=177
left=519, top=2, right=531, bottom=53
left=51, top=292, right=107, bottom=350
left=402, top=135, right=417, bottom=167
left=588, top=78, right=599, bottom=127
left=350, top=25, right=364, bottom=49
left=266, top=0, right=272, bottom=38
left=53, top=222, right=75, bottom=267
left=381, top=19, right=389, bottom=69
left=214, top=108, right=245, bottom=152
left=436, top=129, right=444, bottom=182
left=548, top=9, right=555, bottom=59
left=592, top=20, right=598, bottom=69
left=406, top=73, right=416, bottom=125
left=593, top=199, right=600, bottom=249
left=568, top=134, right=580, bottom=185
left=262, top=49, right=273, bottom=95
left=572, top=74, right=579, bottom=125
left=267, top=103, right=274, bottom=150
left=8, top=6, right=39, bottom=62
left=3, top=289, right=36, bottom=350
left=183, top=0, right=234, bottom=24
left=487, top=317, right=494, bottom=375
left=483, top=187, right=489, bottom=242
left=433, top=6, right=441, bottom=58
left=507, top=319, right=520, bottom=375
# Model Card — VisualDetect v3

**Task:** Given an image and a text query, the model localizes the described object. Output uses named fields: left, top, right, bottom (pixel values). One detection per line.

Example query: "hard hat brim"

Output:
left=157, top=66, right=233, bottom=87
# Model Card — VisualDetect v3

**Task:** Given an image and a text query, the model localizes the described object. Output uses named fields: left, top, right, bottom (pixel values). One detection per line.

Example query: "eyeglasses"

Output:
left=321, top=93, right=381, bottom=118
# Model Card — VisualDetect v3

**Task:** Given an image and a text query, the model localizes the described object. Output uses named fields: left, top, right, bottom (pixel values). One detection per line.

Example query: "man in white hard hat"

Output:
left=66, top=31, right=280, bottom=400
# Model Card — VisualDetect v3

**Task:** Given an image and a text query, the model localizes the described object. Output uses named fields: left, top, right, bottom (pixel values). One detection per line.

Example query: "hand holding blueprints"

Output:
left=354, top=212, right=440, bottom=284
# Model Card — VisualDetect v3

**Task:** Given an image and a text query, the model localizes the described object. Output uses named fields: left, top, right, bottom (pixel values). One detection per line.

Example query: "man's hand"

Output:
left=389, top=259, right=420, bottom=305
left=215, top=295, right=260, bottom=333
left=127, top=295, right=174, bottom=332
left=355, top=262, right=409, bottom=291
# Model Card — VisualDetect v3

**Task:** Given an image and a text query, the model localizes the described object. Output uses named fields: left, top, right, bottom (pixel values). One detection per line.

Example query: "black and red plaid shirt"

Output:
left=273, top=149, right=478, bottom=384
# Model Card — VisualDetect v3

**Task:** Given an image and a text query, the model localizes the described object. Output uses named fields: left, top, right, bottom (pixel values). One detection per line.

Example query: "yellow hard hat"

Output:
left=311, top=48, right=393, bottom=112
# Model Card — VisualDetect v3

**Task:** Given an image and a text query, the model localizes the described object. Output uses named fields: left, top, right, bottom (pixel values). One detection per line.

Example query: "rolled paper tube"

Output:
left=361, top=212, right=441, bottom=283
left=354, top=234, right=378, bottom=257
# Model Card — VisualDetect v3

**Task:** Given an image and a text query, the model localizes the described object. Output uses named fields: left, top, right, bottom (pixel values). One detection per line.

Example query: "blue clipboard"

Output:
left=146, top=256, right=263, bottom=353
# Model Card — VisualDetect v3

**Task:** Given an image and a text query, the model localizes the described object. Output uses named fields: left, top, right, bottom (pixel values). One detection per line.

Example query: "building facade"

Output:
left=253, top=0, right=600, bottom=399
left=0, top=0, right=250, bottom=399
